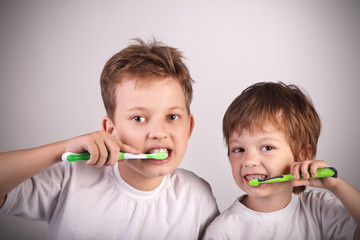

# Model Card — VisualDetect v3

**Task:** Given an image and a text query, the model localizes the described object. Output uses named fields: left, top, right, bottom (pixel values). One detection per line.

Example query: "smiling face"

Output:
left=228, top=123, right=295, bottom=211
left=104, top=77, right=194, bottom=190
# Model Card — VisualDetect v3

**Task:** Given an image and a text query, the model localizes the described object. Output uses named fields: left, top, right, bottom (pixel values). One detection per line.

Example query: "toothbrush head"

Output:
left=248, top=178, right=261, bottom=187
left=148, top=152, right=168, bottom=160
left=248, top=175, right=288, bottom=187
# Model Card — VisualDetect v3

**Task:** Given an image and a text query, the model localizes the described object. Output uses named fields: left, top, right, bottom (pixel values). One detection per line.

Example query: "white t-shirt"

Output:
left=1, top=161, right=219, bottom=240
left=204, top=190, right=357, bottom=240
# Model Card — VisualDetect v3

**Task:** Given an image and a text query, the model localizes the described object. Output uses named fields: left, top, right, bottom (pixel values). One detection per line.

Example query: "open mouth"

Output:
left=245, top=174, right=268, bottom=181
left=146, top=148, right=172, bottom=159
left=147, top=148, right=168, bottom=154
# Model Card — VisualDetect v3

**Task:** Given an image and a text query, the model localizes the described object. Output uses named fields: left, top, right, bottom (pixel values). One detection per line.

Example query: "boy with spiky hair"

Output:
left=0, top=39, right=219, bottom=239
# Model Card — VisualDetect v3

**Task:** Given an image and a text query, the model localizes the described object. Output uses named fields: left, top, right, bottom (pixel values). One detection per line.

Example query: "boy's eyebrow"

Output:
left=228, top=136, right=281, bottom=145
left=258, top=136, right=282, bottom=143
left=125, top=106, right=187, bottom=112
left=167, top=106, right=187, bottom=112
left=228, top=139, right=242, bottom=145
left=125, top=107, right=147, bottom=112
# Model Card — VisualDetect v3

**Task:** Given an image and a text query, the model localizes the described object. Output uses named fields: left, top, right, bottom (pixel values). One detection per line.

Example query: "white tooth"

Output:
left=150, top=148, right=168, bottom=154
left=246, top=175, right=267, bottom=181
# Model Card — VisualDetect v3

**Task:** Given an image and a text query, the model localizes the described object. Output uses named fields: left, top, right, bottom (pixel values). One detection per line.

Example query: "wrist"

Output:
left=327, top=177, right=343, bottom=194
left=40, top=140, right=66, bottom=164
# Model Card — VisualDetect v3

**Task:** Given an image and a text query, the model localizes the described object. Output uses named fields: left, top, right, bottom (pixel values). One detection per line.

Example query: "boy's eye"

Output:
left=132, top=116, right=146, bottom=122
left=261, top=146, right=274, bottom=151
left=233, top=148, right=245, bottom=153
left=167, top=114, right=179, bottom=121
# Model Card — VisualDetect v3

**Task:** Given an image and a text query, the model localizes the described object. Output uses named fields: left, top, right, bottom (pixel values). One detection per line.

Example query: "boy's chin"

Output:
left=150, top=165, right=178, bottom=176
left=140, top=163, right=179, bottom=178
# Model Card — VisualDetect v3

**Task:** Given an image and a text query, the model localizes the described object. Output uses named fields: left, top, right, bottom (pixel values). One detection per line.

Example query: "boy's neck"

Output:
left=117, top=163, right=165, bottom=191
left=241, top=191, right=293, bottom=213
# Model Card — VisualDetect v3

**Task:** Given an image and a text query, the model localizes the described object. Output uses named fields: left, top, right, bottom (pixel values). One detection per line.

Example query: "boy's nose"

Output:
left=243, top=152, right=260, bottom=167
left=148, top=121, right=168, bottom=139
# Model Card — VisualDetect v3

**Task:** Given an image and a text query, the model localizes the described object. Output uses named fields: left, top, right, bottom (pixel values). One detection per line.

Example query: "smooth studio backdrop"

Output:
left=1, top=1, right=359, bottom=238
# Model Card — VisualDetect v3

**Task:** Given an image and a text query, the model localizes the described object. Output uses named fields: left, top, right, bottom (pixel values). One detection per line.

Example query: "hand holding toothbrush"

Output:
left=64, top=130, right=140, bottom=167
left=290, top=160, right=340, bottom=189
left=292, top=160, right=360, bottom=233
left=248, top=160, right=338, bottom=187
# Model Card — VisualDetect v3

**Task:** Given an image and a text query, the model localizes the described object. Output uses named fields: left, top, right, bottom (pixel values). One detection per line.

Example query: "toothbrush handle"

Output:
left=62, top=152, right=126, bottom=162
left=285, top=167, right=337, bottom=180
left=249, top=167, right=338, bottom=187
left=299, top=167, right=338, bottom=179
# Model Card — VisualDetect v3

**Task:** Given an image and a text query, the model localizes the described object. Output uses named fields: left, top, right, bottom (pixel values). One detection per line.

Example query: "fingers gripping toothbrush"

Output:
left=248, top=167, right=338, bottom=187
left=62, top=151, right=168, bottom=162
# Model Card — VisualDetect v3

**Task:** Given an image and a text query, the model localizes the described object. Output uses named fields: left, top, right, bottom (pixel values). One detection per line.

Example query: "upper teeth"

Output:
left=246, top=175, right=267, bottom=181
left=150, top=148, right=168, bottom=154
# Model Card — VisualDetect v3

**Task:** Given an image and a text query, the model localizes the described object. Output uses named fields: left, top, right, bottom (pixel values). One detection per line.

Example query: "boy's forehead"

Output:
left=118, top=75, right=177, bottom=87
left=114, top=76, right=183, bottom=93
left=114, top=77, right=187, bottom=110
left=230, top=122, right=283, bottom=140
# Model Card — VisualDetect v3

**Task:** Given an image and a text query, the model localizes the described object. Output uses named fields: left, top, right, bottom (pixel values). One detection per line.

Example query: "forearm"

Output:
left=328, top=178, right=360, bottom=227
left=0, top=141, right=65, bottom=200
left=0, top=130, right=138, bottom=207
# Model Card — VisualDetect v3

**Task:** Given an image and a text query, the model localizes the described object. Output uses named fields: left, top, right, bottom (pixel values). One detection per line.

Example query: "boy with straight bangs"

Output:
left=204, top=82, right=359, bottom=239
left=0, top=39, right=219, bottom=239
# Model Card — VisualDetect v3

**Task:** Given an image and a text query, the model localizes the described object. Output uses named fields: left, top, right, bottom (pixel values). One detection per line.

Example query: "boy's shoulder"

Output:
left=171, top=168, right=208, bottom=182
left=297, top=189, right=337, bottom=205
left=169, top=168, right=219, bottom=216
left=170, top=168, right=214, bottom=193
left=296, top=189, right=342, bottom=212
left=210, top=190, right=337, bottom=223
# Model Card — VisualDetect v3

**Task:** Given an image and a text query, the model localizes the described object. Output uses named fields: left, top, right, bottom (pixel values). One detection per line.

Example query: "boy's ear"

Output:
left=188, top=114, right=195, bottom=138
left=298, top=145, right=312, bottom=161
left=102, top=116, right=117, bottom=137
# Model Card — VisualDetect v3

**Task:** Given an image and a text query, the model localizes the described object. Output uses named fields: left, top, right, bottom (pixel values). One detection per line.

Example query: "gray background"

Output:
left=1, top=0, right=359, bottom=238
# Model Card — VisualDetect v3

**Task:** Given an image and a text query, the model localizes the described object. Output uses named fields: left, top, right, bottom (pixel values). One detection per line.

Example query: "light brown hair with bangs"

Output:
left=100, top=38, right=194, bottom=121
left=222, top=82, right=321, bottom=194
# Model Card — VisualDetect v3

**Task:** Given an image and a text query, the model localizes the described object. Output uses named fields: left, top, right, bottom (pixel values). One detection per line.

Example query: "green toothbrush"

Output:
left=62, top=151, right=168, bottom=162
left=248, top=167, right=337, bottom=187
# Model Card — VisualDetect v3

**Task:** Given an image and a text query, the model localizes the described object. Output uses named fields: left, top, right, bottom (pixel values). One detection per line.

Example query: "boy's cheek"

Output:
left=115, top=128, right=143, bottom=146
left=229, top=157, right=241, bottom=168
left=231, top=164, right=242, bottom=181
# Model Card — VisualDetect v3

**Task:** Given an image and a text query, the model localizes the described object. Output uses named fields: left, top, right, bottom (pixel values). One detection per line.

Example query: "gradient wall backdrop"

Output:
left=1, top=1, right=359, bottom=238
